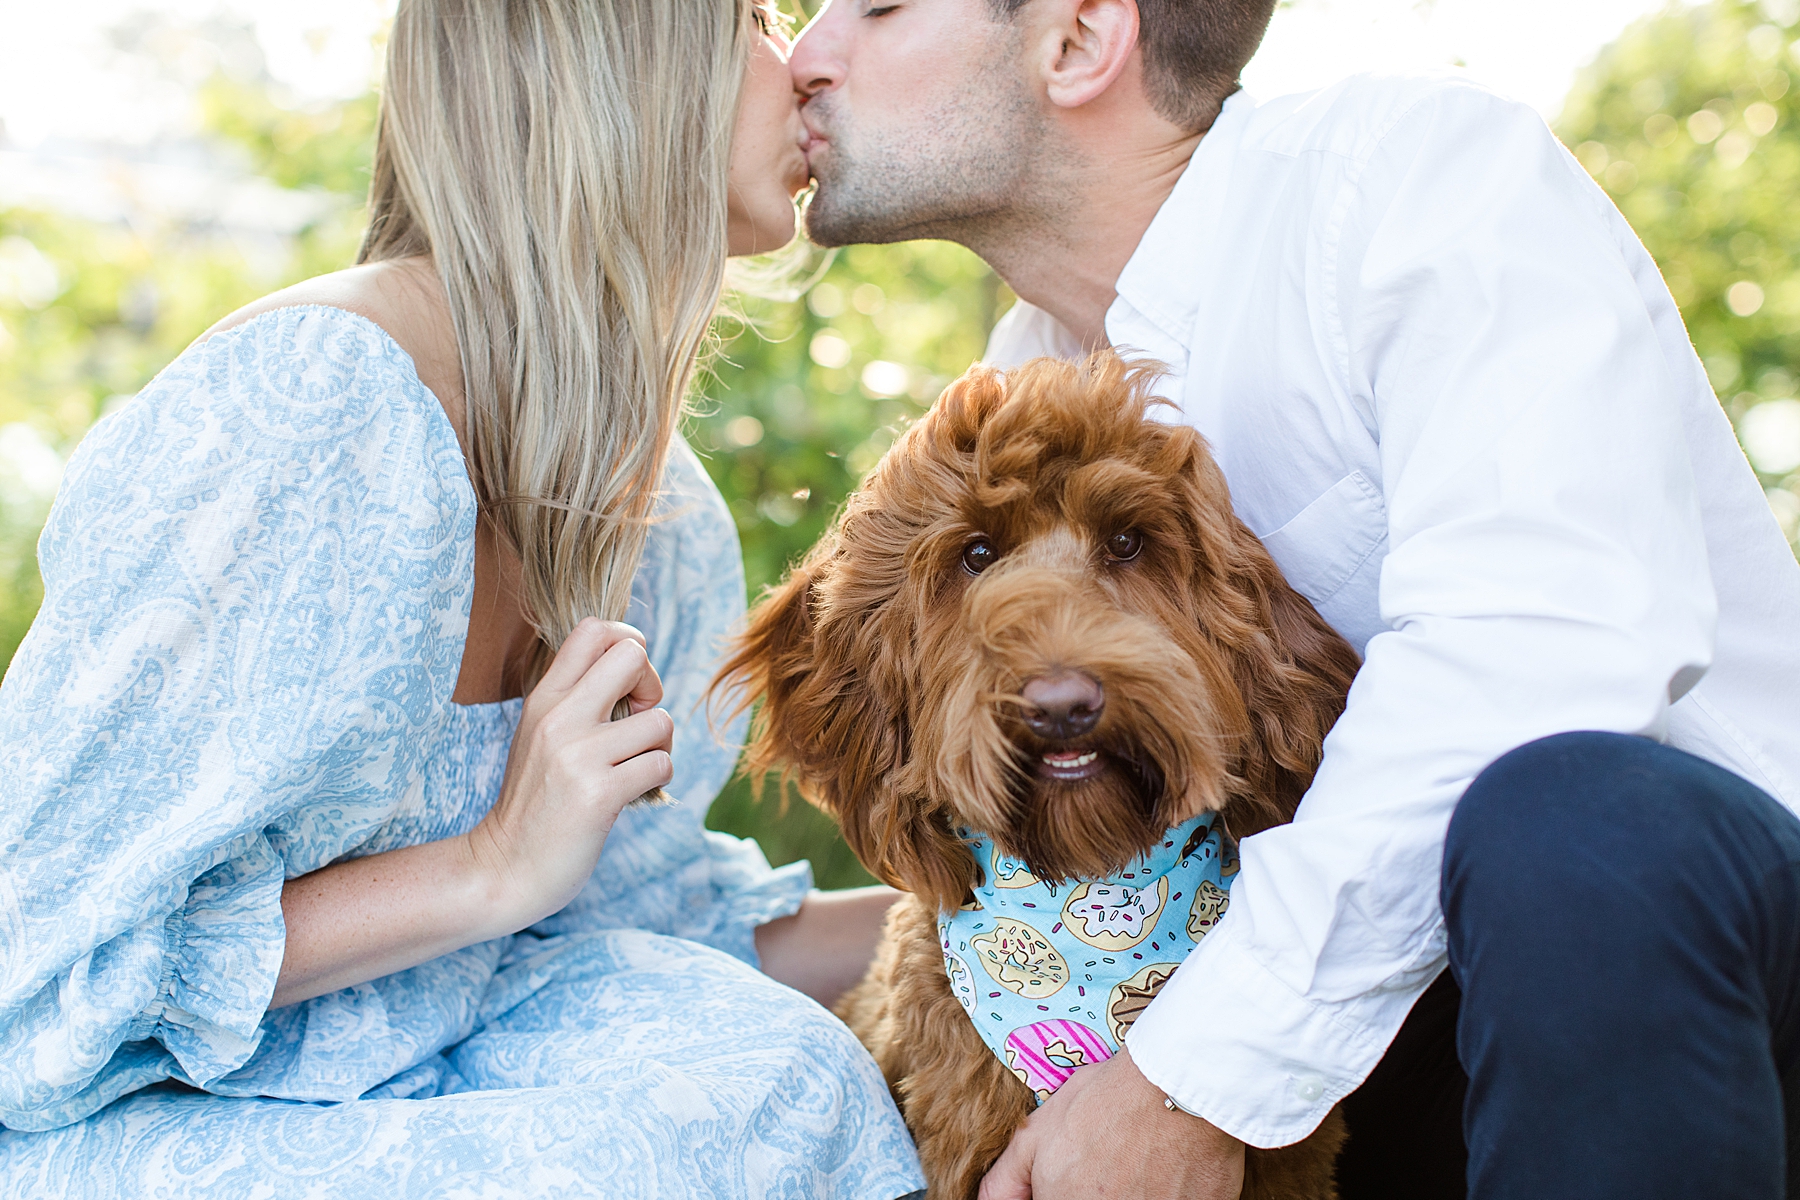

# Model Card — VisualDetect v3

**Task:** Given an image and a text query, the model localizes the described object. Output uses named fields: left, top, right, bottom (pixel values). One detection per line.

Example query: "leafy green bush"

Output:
left=692, top=245, right=1006, bottom=887
left=1558, top=0, right=1800, bottom=543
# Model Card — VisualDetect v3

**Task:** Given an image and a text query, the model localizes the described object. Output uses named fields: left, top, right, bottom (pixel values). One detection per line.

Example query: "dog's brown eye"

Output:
left=1106, top=530, right=1143, bottom=562
left=961, top=538, right=998, bottom=575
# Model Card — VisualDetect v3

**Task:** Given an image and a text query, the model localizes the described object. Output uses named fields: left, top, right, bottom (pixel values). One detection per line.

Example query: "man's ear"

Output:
left=1034, top=0, right=1140, bottom=110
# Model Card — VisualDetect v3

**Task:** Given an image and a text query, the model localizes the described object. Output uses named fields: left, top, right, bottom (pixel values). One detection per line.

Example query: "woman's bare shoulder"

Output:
left=200, top=260, right=410, bottom=344
left=198, top=259, right=468, bottom=437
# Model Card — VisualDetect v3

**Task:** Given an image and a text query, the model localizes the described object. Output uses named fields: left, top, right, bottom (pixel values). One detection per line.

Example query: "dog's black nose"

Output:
left=1021, top=672, right=1105, bottom=740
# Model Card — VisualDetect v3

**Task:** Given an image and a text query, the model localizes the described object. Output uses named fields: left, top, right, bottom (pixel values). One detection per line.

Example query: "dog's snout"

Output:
left=1020, top=672, right=1105, bottom=740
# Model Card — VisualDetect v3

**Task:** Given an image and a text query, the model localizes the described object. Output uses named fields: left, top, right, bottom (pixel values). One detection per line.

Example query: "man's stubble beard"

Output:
left=802, top=75, right=1050, bottom=251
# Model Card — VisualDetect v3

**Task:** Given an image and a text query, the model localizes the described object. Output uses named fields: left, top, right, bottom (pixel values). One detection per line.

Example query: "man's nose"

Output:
left=788, top=0, right=844, bottom=98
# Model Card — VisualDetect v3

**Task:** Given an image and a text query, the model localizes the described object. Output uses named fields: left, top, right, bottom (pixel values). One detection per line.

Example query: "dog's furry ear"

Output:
left=712, top=553, right=849, bottom=797
left=1171, top=434, right=1362, bottom=834
left=1228, top=559, right=1362, bottom=832
left=713, top=545, right=975, bottom=905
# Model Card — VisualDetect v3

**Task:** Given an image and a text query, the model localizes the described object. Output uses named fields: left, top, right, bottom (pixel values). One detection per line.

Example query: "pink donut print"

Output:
left=1002, top=1019, right=1114, bottom=1099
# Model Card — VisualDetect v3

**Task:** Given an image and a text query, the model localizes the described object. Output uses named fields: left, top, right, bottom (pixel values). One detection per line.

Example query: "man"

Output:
left=788, top=2, right=1800, bottom=1198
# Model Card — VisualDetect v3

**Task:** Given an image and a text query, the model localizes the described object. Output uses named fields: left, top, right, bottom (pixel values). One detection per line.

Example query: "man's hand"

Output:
left=978, top=1044, right=1245, bottom=1200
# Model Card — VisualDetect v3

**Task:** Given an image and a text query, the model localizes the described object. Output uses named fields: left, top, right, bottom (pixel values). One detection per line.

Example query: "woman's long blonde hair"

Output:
left=360, top=0, right=758, bottom=681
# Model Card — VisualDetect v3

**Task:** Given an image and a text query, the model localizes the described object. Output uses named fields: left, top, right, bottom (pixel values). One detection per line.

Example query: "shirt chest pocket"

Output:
left=1256, top=471, right=1390, bottom=652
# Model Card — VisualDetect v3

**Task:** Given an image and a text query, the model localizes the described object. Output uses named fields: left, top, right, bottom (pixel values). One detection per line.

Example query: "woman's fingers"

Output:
left=535, top=618, right=647, bottom=702
left=607, top=746, right=675, bottom=800
left=557, top=636, right=665, bottom=728
left=590, top=706, right=675, bottom=767
left=621, top=658, right=666, bottom=715
left=473, top=622, right=675, bottom=931
left=536, top=709, right=672, bottom=814
left=535, top=704, right=671, bottom=799
left=616, top=639, right=665, bottom=713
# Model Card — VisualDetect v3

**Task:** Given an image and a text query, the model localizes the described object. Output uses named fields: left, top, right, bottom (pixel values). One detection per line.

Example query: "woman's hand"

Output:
left=466, top=618, right=674, bottom=929
left=273, top=618, right=673, bottom=1009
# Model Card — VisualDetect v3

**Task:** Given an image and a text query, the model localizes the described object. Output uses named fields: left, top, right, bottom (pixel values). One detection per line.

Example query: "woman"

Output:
left=0, top=2, right=923, bottom=1196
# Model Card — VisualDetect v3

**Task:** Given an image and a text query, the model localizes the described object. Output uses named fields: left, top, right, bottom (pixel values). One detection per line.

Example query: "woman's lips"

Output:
left=800, top=110, right=829, bottom=157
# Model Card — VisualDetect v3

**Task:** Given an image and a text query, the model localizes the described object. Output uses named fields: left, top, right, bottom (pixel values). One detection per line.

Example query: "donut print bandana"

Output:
left=937, top=812, right=1238, bottom=1104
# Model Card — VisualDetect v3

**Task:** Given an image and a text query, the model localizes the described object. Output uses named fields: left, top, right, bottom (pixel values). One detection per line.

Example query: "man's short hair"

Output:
left=991, top=0, right=1276, bottom=131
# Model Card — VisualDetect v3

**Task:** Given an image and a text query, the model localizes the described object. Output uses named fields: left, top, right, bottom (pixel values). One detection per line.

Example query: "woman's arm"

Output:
left=755, top=885, right=902, bottom=1008
left=272, top=619, right=674, bottom=1008
left=272, top=835, right=504, bottom=1008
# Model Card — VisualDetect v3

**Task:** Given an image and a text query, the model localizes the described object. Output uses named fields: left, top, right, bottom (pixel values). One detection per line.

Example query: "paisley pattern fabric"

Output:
left=938, top=815, right=1237, bottom=1103
left=0, top=307, right=923, bottom=1198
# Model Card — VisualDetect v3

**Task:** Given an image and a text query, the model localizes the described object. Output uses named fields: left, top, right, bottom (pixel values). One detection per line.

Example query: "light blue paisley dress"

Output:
left=0, top=307, right=924, bottom=1198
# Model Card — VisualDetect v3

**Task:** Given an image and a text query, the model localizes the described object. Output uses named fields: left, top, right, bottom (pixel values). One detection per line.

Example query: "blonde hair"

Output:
left=360, top=0, right=758, bottom=681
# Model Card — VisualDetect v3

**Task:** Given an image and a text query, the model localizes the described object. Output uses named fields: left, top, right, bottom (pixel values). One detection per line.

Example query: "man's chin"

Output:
left=802, top=181, right=908, bottom=249
left=799, top=184, right=857, bottom=249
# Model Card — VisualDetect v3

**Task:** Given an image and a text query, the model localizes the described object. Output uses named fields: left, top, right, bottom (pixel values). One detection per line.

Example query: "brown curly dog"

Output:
left=717, top=352, right=1361, bottom=1200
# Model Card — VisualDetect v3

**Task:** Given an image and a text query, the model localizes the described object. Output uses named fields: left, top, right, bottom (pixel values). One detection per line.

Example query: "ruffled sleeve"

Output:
left=0, top=306, right=475, bottom=1131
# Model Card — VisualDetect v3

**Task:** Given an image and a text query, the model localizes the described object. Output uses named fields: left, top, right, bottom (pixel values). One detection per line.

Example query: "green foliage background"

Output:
left=1558, top=0, right=1800, bottom=518
left=696, top=247, right=1006, bottom=886
left=1, top=0, right=1795, bottom=889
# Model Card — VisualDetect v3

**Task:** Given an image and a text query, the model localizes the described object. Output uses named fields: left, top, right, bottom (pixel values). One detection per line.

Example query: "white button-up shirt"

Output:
left=984, top=72, right=1800, bottom=1149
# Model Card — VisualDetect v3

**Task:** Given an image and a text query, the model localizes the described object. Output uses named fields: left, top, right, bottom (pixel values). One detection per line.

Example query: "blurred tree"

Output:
left=1558, top=0, right=1800, bottom=546
left=197, top=75, right=380, bottom=199
left=0, top=13, right=371, bottom=668
left=0, top=9, right=1003, bottom=887
left=694, top=247, right=1007, bottom=888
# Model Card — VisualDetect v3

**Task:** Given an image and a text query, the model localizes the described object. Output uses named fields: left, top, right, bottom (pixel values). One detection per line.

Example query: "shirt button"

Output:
left=1292, top=1073, right=1325, bottom=1103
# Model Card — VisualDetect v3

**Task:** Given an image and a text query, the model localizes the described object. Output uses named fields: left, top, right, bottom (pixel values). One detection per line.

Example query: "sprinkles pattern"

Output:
left=970, top=918, right=1069, bottom=998
left=1062, top=877, right=1169, bottom=950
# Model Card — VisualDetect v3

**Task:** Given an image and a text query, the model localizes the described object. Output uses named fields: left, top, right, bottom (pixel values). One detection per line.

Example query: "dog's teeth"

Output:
left=1042, top=751, right=1099, bottom=768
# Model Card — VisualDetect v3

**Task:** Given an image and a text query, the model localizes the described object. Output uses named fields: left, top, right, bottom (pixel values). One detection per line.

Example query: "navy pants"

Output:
left=1336, top=732, right=1800, bottom=1200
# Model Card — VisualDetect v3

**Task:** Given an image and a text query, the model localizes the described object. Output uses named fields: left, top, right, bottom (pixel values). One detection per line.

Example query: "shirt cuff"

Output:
left=1125, top=918, right=1442, bottom=1148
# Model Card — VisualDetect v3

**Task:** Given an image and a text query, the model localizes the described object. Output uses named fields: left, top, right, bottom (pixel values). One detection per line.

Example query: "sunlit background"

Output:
left=2, top=0, right=1796, bottom=885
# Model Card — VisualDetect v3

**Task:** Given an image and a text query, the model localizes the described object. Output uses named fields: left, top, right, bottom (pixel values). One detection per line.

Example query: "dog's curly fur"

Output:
left=717, top=352, right=1361, bottom=1199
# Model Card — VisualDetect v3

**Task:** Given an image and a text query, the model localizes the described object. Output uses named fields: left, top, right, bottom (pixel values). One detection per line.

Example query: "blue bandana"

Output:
left=936, top=812, right=1238, bottom=1104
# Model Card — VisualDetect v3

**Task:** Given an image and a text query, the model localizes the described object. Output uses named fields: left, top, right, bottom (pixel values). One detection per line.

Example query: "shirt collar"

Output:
left=1105, top=89, right=1258, bottom=374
